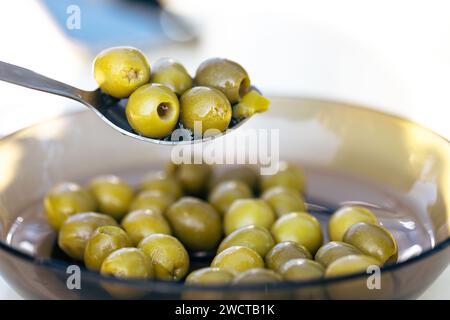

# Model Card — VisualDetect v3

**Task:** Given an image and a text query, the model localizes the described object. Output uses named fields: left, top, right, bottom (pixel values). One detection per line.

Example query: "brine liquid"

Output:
left=6, top=166, right=435, bottom=265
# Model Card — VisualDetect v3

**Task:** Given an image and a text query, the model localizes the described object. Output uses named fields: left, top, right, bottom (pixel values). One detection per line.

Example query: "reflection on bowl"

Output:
left=0, top=97, right=448, bottom=299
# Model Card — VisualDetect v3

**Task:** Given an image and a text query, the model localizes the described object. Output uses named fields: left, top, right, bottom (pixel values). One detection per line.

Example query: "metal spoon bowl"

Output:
left=0, top=61, right=250, bottom=145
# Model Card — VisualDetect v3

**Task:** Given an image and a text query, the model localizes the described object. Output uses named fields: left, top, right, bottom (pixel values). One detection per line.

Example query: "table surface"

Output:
left=0, top=0, right=449, bottom=299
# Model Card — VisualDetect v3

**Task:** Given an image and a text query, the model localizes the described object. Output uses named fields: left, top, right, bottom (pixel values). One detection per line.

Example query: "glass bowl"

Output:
left=0, top=97, right=448, bottom=299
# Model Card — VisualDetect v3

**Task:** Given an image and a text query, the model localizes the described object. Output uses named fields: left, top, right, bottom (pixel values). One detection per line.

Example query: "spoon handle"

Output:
left=0, top=61, right=89, bottom=103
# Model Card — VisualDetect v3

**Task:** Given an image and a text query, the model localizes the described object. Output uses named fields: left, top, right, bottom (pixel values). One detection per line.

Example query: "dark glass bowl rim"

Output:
left=0, top=97, right=449, bottom=292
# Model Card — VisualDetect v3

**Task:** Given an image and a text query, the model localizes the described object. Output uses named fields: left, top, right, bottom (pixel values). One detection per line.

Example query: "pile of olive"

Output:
left=44, top=162, right=398, bottom=296
left=93, top=47, right=270, bottom=139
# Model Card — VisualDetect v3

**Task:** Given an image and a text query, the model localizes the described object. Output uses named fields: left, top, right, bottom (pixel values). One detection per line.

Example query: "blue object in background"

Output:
left=41, top=0, right=194, bottom=51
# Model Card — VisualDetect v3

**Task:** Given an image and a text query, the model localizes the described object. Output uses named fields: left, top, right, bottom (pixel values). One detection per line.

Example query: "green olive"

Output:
left=218, top=225, right=275, bottom=257
left=84, top=226, right=132, bottom=271
left=88, top=175, right=134, bottom=220
left=100, top=247, right=153, bottom=279
left=58, top=212, right=118, bottom=260
left=328, top=206, right=378, bottom=241
left=232, top=268, right=282, bottom=284
left=125, top=83, right=180, bottom=138
left=183, top=267, right=234, bottom=299
left=265, top=241, right=312, bottom=271
left=129, top=190, right=175, bottom=213
left=279, top=258, right=325, bottom=281
left=211, top=246, right=264, bottom=275
left=139, top=171, right=183, bottom=199
left=209, top=165, right=259, bottom=191
left=150, top=58, right=193, bottom=95
left=44, top=182, right=97, bottom=230
left=180, top=86, right=232, bottom=135
left=271, top=212, right=323, bottom=254
left=343, top=222, right=397, bottom=264
left=208, top=180, right=253, bottom=215
left=325, top=254, right=393, bottom=299
left=185, top=267, right=234, bottom=285
left=325, top=254, right=381, bottom=277
left=121, top=209, right=172, bottom=245
left=233, top=90, right=270, bottom=120
left=172, top=163, right=212, bottom=196
left=262, top=186, right=306, bottom=217
left=195, top=58, right=250, bottom=104
left=260, top=162, right=306, bottom=193
left=138, top=233, right=189, bottom=281
left=231, top=268, right=286, bottom=299
left=100, top=247, right=153, bottom=299
left=165, top=197, right=222, bottom=251
left=224, top=199, right=276, bottom=235
left=93, top=46, right=150, bottom=98
left=314, top=241, right=362, bottom=267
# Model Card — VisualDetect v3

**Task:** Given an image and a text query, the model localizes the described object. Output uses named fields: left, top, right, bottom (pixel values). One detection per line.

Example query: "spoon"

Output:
left=0, top=61, right=250, bottom=145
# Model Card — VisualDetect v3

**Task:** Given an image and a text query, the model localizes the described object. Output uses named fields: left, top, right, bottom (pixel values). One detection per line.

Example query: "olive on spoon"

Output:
left=0, top=61, right=256, bottom=145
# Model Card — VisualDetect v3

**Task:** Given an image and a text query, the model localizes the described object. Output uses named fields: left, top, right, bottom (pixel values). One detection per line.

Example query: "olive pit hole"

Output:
left=239, top=77, right=250, bottom=98
left=157, top=102, right=172, bottom=119
left=125, top=68, right=141, bottom=82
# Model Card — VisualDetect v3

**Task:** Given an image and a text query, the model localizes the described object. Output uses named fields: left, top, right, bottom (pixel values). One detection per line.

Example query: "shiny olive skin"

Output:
left=262, top=186, right=306, bottom=217
left=233, top=90, right=270, bottom=120
left=208, top=180, right=253, bottom=215
left=260, top=162, right=306, bottom=194
left=121, top=209, right=172, bottom=245
left=89, top=175, right=134, bottom=220
left=343, top=222, right=398, bottom=264
left=150, top=58, right=193, bottom=95
left=171, top=163, right=212, bottom=196
left=138, top=233, right=189, bottom=281
left=100, top=247, right=153, bottom=279
left=185, top=267, right=234, bottom=285
left=93, top=47, right=150, bottom=98
left=211, top=246, right=264, bottom=275
left=265, top=241, right=312, bottom=271
left=58, top=212, right=118, bottom=260
left=126, top=83, right=180, bottom=138
left=232, top=268, right=282, bottom=284
left=129, top=190, right=175, bottom=213
left=325, top=254, right=381, bottom=277
left=165, top=197, right=222, bottom=251
left=279, top=258, right=325, bottom=281
left=44, top=182, right=97, bottom=230
left=218, top=225, right=275, bottom=257
left=315, top=241, right=362, bottom=267
left=224, top=199, right=276, bottom=235
left=209, top=166, right=259, bottom=191
left=139, top=171, right=183, bottom=199
left=84, top=226, right=132, bottom=271
left=271, top=212, right=323, bottom=255
left=180, top=86, right=232, bottom=135
left=328, top=206, right=378, bottom=241
left=195, top=58, right=250, bottom=104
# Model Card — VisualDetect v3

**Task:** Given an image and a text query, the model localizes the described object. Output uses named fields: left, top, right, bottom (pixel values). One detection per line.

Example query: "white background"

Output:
left=0, top=0, right=449, bottom=299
